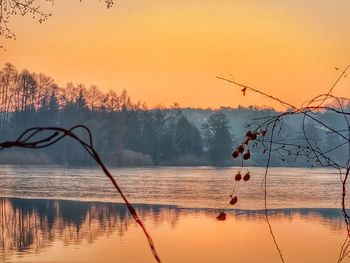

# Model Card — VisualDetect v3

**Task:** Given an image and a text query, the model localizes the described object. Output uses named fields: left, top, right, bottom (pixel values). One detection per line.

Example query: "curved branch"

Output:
left=0, top=125, right=162, bottom=263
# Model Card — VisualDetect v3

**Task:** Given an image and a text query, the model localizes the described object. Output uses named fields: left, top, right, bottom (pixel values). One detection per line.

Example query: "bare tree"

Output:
left=0, top=0, right=114, bottom=46
left=0, top=63, right=17, bottom=129
left=86, top=85, right=103, bottom=111
left=0, top=0, right=54, bottom=40
left=103, top=89, right=121, bottom=112
left=35, top=72, right=56, bottom=110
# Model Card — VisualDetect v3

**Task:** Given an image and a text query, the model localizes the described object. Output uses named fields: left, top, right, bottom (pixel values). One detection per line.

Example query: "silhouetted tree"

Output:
left=202, top=112, right=232, bottom=166
left=0, top=63, right=17, bottom=130
left=86, top=85, right=103, bottom=111
left=175, top=115, right=202, bottom=157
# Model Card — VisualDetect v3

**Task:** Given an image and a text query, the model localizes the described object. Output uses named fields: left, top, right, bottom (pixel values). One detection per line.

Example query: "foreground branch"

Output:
left=0, top=125, right=162, bottom=263
left=218, top=65, right=350, bottom=262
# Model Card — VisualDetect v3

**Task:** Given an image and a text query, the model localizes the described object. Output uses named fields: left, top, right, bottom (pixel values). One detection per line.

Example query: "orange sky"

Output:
left=1, top=0, right=349, bottom=109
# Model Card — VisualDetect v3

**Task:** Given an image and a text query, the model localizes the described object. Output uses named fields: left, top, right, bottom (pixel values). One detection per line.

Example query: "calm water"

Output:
left=0, top=165, right=346, bottom=209
left=0, top=165, right=349, bottom=262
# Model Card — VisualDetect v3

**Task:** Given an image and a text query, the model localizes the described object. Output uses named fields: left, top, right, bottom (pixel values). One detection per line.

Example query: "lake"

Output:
left=0, top=165, right=349, bottom=262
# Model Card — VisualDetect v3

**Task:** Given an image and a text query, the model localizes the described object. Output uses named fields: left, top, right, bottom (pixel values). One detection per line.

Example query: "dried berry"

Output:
left=216, top=211, right=227, bottom=221
left=229, top=196, right=238, bottom=205
left=243, top=172, right=250, bottom=181
left=243, top=150, right=251, bottom=160
left=235, top=172, right=242, bottom=181
left=232, top=150, right=239, bottom=159
left=237, top=144, right=245, bottom=154
left=246, top=131, right=257, bottom=140
left=249, top=133, right=257, bottom=140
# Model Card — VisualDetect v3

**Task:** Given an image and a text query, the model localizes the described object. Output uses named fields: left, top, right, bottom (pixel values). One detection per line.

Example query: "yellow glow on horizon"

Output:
left=1, top=0, right=349, bottom=110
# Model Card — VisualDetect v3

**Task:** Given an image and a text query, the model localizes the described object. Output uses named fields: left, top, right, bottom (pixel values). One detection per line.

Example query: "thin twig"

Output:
left=0, top=125, right=162, bottom=263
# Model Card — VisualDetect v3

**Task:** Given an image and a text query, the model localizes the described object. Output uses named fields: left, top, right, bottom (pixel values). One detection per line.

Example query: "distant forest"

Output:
left=0, top=63, right=348, bottom=167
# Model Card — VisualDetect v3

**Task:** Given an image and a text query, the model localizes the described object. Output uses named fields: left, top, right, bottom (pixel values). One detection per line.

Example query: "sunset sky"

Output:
left=1, top=0, right=349, bottom=109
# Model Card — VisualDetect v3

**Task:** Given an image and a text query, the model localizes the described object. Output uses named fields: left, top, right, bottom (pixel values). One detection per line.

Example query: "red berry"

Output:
left=246, top=130, right=258, bottom=140
left=243, top=172, right=250, bottom=181
left=243, top=150, right=251, bottom=160
left=232, top=151, right=239, bottom=159
left=235, top=172, right=242, bottom=181
left=229, top=196, right=238, bottom=205
left=216, top=211, right=227, bottom=221
left=249, top=133, right=257, bottom=140
left=237, top=144, right=245, bottom=154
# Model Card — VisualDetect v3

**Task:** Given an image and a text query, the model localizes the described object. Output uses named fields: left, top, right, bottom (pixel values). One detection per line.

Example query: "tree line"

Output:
left=0, top=63, right=234, bottom=166
left=0, top=62, right=347, bottom=167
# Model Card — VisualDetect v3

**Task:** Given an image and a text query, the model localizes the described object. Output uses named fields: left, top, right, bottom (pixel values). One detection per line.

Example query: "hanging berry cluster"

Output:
left=226, top=170, right=250, bottom=208
left=231, top=130, right=267, bottom=160
left=216, top=129, right=267, bottom=221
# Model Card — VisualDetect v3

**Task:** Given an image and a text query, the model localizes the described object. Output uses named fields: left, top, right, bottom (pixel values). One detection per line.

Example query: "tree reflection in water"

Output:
left=0, top=198, right=181, bottom=261
left=0, top=197, right=347, bottom=262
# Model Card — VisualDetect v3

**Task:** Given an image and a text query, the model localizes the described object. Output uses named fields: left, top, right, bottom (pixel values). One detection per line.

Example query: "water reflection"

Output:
left=0, top=197, right=347, bottom=262
left=231, top=208, right=346, bottom=231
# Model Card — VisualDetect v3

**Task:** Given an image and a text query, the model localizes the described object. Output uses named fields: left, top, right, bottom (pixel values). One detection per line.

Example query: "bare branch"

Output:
left=218, top=66, right=350, bottom=262
left=0, top=125, right=162, bottom=263
left=0, top=0, right=115, bottom=45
